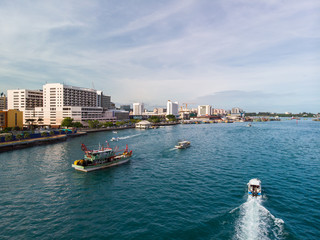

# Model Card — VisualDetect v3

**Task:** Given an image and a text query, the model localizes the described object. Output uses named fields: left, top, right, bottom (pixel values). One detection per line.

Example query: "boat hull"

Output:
left=72, top=156, right=131, bottom=172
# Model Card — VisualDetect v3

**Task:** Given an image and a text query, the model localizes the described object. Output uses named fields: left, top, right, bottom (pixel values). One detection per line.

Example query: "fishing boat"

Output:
left=247, top=178, right=262, bottom=196
left=72, top=143, right=132, bottom=172
left=175, top=141, right=191, bottom=149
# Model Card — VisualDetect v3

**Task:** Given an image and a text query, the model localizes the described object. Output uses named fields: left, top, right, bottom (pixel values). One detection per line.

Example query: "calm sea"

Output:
left=0, top=120, right=319, bottom=239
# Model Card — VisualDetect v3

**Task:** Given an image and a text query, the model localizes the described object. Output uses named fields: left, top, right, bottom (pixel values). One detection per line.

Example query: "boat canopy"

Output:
left=248, top=178, right=261, bottom=186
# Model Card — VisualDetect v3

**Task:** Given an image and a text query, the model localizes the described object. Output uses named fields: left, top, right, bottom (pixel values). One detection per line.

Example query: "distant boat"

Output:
left=175, top=141, right=191, bottom=149
left=247, top=178, right=262, bottom=196
left=110, top=137, right=119, bottom=142
left=247, top=123, right=252, bottom=127
left=113, top=131, right=118, bottom=134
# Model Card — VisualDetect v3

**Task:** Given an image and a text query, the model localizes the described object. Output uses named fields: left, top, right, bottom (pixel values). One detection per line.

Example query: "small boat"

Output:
left=247, top=178, right=262, bottom=196
left=110, top=137, right=119, bottom=141
left=247, top=123, right=252, bottom=127
left=113, top=131, right=118, bottom=134
left=175, top=141, right=191, bottom=149
left=72, top=143, right=132, bottom=172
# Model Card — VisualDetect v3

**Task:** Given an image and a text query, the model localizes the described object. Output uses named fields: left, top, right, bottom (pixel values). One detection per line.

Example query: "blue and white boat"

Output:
left=247, top=178, right=261, bottom=196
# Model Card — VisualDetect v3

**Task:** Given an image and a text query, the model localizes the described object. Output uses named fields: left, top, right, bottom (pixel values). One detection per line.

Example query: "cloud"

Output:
left=0, top=0, right=319, bottom=112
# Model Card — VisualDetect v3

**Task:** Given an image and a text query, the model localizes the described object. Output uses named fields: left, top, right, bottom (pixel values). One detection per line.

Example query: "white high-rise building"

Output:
left=7, top=89, right=43, bottom=123
left=197, top=105, right=212, bottom=116
left=166, top=100, right=179, bottom=116
left=133, top=103, right=144, bottom=115
left=43, top=83, right=105, bottom=125
left=231, top=107, right=243, bottom=114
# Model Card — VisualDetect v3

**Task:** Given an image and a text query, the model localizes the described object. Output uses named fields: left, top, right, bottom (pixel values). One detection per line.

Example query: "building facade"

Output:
left=197, top=105, right=212, bottom=116
left=213, top=108, right=226, bottom=115
left=0, top=94, right=7, bottom=110
left=231, top=107, right=243, bottom=114
left=133, top=103, right=144, bottom=115
left=6, top=84, right=126, bottom=126
left=7, top=89, right=43, bottom=123
left=166, top=100, right=179, bottom=116
left=42, top=83, right=106, bottom=126
left=0, top=109, right=23, bottom=130
left=120, top=105, right=131, bottom=112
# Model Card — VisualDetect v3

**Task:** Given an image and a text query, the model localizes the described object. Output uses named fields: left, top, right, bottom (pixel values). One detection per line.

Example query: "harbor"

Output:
left=0, top=120, right=319, bottom=239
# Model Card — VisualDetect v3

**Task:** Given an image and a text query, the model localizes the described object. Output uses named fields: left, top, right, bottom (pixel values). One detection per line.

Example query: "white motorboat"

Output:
left=175, top=141, right=191, bottom=149
left=113, top=131, right=118, bottom=134
left=247, top=178, right=261, bottom=196
left=110, top=137, right=119, bottom=142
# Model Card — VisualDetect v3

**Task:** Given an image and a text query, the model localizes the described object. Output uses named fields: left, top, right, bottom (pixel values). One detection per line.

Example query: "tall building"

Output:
left=101, top=94, right=115, bottom=110
left=197, top=105, right=212, bottom=116
left=133, top=103, right=144, bottom=115
left=43, top=83, right=105, bottom=126
left=166, top=100, right=179, bottom=116
left=7, top=89, right=43, bottom=123
left=0, top=94, right=7, bottom=110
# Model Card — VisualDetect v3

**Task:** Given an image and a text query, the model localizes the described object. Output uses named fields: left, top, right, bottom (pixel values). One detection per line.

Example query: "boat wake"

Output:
left=234, top=196, right=284, bottom=240
left=118, top=134, right=141, bottom=140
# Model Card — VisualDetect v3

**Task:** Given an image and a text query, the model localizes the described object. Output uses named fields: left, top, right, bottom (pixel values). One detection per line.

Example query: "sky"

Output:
left=0, top=0, right=319, bottom=113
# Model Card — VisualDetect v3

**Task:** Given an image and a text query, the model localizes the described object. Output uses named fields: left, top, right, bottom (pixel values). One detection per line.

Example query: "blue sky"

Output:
left=0, top=0, right=319, bottom=112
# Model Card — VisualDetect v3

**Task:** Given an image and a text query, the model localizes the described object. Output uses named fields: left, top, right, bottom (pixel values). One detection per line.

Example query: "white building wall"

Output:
left=133, top=103, right=144, bottom=115
left=166, top=100, right=179, bottom=115
left=7, top=89, right=43, bottom=124
left=43, top=83, right=103, bottom=125
left=197, top=105, right=212, bottom=116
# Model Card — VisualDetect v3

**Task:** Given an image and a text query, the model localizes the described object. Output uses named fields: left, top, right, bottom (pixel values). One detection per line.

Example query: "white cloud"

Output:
left=0, top=0, right=319, bottom=112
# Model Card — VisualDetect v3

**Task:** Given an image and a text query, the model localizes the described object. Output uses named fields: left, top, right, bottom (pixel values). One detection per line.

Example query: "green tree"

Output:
left=148, top=116, right=160, bottom=123
left=24, top=132, right=30, bottom=139
left=5, top=135, right=13, bottom=142
left=73, top=122, right=83, bottom=128
left=41, top=132, right=47, bottom=137
left=61, top=117, right=74, bottom=127
left=16, top=134, right=23, bottom=141
left=115, top=121, right=125, bottom=126
left=166, top=114, right=177, bottom=121
left=87, top=120, right=101, bottom=128
left=49, top=130, right=55, bottom=136
left=129, top=119, right=140, bottom=124
left=103, top=122, right=114, bottom=128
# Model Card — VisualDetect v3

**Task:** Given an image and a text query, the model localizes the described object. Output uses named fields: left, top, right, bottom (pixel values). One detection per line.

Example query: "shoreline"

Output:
left=0, top=132, right=87, bottom=153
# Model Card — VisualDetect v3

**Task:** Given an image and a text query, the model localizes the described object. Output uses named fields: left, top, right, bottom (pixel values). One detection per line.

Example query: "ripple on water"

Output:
left=0, top=121, right=319, bottom=239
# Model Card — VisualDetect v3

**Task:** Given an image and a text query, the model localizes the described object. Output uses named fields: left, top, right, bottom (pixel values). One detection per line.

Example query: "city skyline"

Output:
left=0, top=0, right=319, bottom=112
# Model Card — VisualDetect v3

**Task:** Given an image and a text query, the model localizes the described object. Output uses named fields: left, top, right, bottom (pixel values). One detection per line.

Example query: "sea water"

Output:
left=0, top=120, right=319, bottom=239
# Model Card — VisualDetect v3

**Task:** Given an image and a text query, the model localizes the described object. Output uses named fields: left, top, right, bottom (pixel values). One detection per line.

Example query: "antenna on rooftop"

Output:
left=92, top=81, right=95, bottom=90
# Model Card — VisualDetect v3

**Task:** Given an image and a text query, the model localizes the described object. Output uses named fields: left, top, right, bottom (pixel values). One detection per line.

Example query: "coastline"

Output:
left=0, top=132, right=86, bottom=153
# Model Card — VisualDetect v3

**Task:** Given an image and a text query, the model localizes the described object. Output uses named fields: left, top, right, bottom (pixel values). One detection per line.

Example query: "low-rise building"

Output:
left=167, top=100, right=179, bottom=116
left=0, top=109, right=23, bottom=130
left=133, top=103, right=144, bottom=115
left=135, top=120, right=151, bottom=129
